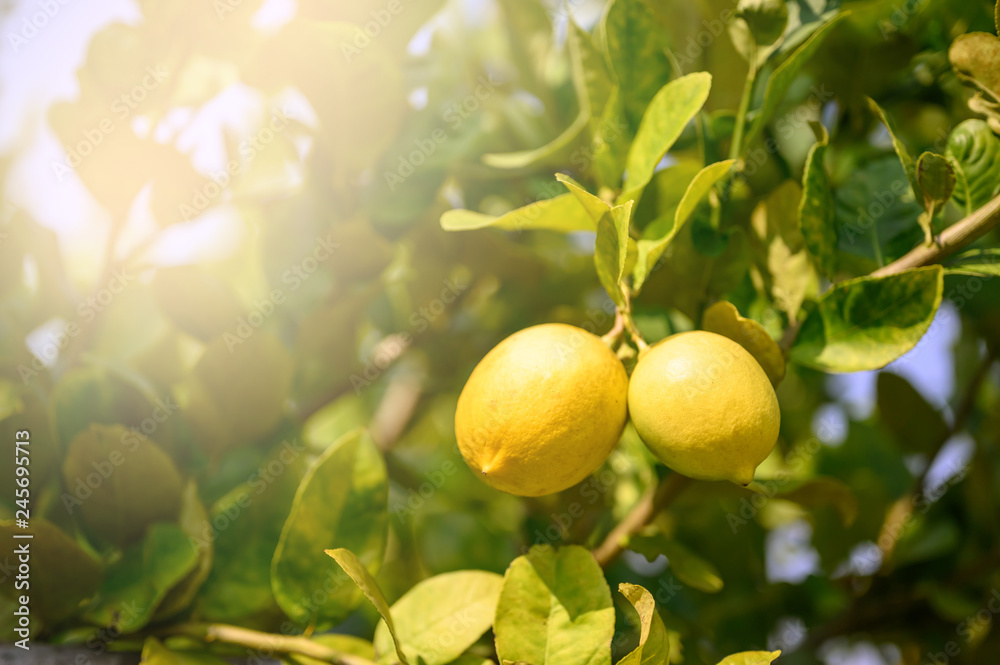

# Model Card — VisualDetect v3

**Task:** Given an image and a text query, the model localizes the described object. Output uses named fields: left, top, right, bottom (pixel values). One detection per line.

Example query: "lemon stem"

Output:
left=601, top=310, right=626, bottom=348
left=621, top=309, right=648, bottom=352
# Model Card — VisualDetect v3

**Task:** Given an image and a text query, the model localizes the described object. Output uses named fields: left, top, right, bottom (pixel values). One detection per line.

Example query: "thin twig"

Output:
left=871, top=193, right=1000, bottom=277
left=592, top=473, right=692, bottom=567
left=601, top=309, right=626, bottom=347
left=162, top=623, right=377, bottom=665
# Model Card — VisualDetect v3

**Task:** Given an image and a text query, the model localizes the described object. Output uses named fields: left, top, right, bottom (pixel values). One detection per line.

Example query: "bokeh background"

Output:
left=1, top=0, right=999, bottom=664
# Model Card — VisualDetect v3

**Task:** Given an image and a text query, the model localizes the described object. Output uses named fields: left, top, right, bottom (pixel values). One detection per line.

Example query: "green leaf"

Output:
left=917, top=152, right=957, bottom=207
left=734, top=0, right=789, bottom=47
left=61, top=424, right=183, bottom=548
left=622, top=73, right=713, bottom=198
left=660, top=541, right=724, bottom=594
left=195, top=440, right=305, bottom=626
left=617, top=583, right=671, bottom=665
left=877, top=372, right=949, bottom=454
left=151, top=266, right=245, bottom=342
left=674, top=160, right=735, bottom=231
left=154, top=482, right=214, bottom=621
left=944, top=248, right=1000, bottom=276
left=85, top=522, right=199, bottom=633
left=594, top=201, right=634, bottom=307
left=702, top=301, right=785, bottom=385
left=603, top=0, right=674, bottom=131
left=0, top=519, right=102, bottom=625
left=715, top=652, right=782, bottom=665
left=632, top=159, right=736, bottom=291
left=326, top=547, right=408, bottom=665
left=185, top=331, right=293, bottom=456
left=494, top=545, right=615, bottom=665
left=373, top=571, right=504, bottom=665
left=746, top=12, right=848, bottom=147
left=140, top=637, right=230, bottom=665
left=867, top=98, right=920, bottom=199
left=946, top=119, right=1000, bottom=212
left=441, top=194, right=595, bottom=233
left=286, top=634, right=377, bottom=665
left=272, top=428, right=388, bottom=628
left=482, top=113, right=590, bottom=170
left=916, top=152, right=956, bottom=244
left=799, top=123, right=837, bottom=279
left=557, top=173, right=611, bottom=223
left=568, top=18, right=615, bottom=135
left=790, top=266, right=944, bottom=372
left=778, top=477, right=858, bottom=526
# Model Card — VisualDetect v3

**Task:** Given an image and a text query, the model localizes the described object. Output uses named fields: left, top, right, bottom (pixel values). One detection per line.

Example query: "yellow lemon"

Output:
left=455, top=323, right=629, bottom=496
left=628, top=331, right=780, bottom=485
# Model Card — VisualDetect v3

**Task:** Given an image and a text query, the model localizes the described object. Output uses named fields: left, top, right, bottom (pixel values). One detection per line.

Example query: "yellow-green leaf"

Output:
left=799, top=123, right=836, bottom=279
left=272, top=429, right=388, bottom=629
left=617, top=583, right=671, bottom=665
left=326, top=547, right=407, bottom=665
left=702, top=301, right=785, bottom=385
left=622, top=73, right=713, bottom=198
left=594, top=201, right=634, bottom=307
left=715, top=651, right=781, bottom=665
left=441, top=194, right=594, bottom=233
left=495, top=545, right=615, bottom=665
left=746, top=12, right=848, bottom=147
left=790, top=266, right=944, bottom=372
left=373, top=571, right=503, bottom=665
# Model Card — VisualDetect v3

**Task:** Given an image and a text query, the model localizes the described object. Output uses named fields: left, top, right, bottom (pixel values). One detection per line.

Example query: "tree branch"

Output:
left=592, top=473, right=691, bottom=567
left=871, top=193, right=1000, bottom=277
left=162, top=623, right=377, bottom=665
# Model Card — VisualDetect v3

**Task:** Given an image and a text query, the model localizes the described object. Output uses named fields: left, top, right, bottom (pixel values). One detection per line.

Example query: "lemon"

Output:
left=628, top=331, right=780, bottom=485
left=455, top=324, right=628, bottom=496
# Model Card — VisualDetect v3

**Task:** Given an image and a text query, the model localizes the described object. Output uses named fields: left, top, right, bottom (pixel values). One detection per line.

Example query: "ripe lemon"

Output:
left=628, top=331, right=780, bottom=485
left=455, top=323, right=628, bottom=496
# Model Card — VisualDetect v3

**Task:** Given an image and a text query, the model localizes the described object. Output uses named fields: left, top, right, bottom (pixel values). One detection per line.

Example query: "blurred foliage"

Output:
left=1, top=0, right=999, bottom=664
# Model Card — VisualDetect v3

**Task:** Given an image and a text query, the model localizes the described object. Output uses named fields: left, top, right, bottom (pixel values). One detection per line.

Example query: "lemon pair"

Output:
left=455, top=323, right=780, bottom=496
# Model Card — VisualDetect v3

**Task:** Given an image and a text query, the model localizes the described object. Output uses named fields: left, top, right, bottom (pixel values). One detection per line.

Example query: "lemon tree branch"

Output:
left=592, top=473, right=691, bottom=567
left=162, top=623, right=378, bottom=665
